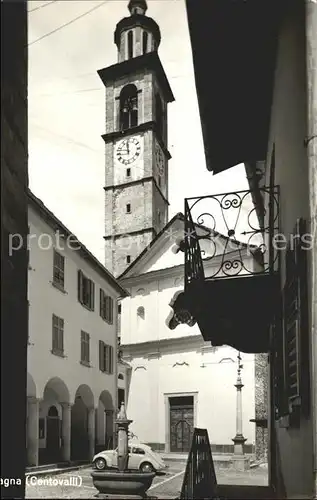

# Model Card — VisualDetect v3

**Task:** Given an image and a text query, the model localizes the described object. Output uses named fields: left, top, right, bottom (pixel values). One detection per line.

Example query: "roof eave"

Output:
left=27, top=190, right=129, bottom=298
left=185, top=0, right=283, bottom=173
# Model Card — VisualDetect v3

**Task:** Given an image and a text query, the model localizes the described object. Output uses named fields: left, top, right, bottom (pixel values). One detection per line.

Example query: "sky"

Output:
left=28, top=0, right=249, bottom=264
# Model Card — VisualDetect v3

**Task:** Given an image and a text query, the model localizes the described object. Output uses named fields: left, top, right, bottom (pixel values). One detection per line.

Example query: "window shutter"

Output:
left=104, top=295, right=108, bottom=321
left=87, top=334, right=90, bottom=363
left=284, top=237, right=300, bottom=407
left=52, top=315, right=56, bottom=350
left=284, top=218, right=310, bottom=417
left=105, top=345, right=110, bottom=373
left=60, top=320, right=64, bottom=352
left=81, top=331, right=84, bottom=361
left=91, top=281, right=95, bottom=311
left=77, top=270, right=82, bottom=302
left=100, top=289, right=103, bottom=317
left=109, top=345, right=113, bottom=374
left=99, top=340, right=104, bottom=371
left=297, top=219, right=310, bottom=417
left=109, top=298, right=113, bottom=324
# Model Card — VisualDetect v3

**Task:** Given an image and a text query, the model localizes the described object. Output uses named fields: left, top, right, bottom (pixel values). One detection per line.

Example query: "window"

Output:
left=126, top=255, right=131, bottom=264
left=53, top=250, right=65, bottom=289
left=137, top=306, right=145, bottom=320
left=100, top=289, right=114, bottom=324
left=119, top=84, right=138, bottom=130
left=132, top=447, right=145, bottom=455
left=126, top=203, right=131, bottom=214
left=118, top=388, right=125, bottom=409
left=99, top=341, right=114, bottom=374
left=128, top=30, right=133, bottom=59
left=118, top=373, right=124, bottom=380
left=142, top=31, right=148, bottom=54
left=80, top=331, right=90, bottom=365
left=126, top=168, right=131, bottom=177
left=155, top=94, right=163, bottom=139
left=78, top=270, right=95, bottom=310
left=52, top=314, right=64, bottom=356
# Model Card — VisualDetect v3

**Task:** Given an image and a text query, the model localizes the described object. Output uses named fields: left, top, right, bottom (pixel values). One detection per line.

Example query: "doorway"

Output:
left=46, top=406, right=60, bottom=463
left=71, top=397, right=89, bottom=460
left=169, top=396, right=194, bottom=452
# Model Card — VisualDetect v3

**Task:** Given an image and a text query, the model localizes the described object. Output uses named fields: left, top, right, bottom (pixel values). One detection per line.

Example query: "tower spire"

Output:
left=128, top=0, right=147, bottom=16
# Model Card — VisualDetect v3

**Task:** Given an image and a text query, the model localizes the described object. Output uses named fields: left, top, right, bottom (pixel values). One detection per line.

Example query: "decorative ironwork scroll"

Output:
left=180, top=428, right=217, bottom=500
left=184, top=199, right=205, bottom=288
left=184, top=186, right=279, bottom=284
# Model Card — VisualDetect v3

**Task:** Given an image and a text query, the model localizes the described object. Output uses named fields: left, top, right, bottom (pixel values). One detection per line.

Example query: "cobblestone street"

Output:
left=25, top=463, right=268, bottom=499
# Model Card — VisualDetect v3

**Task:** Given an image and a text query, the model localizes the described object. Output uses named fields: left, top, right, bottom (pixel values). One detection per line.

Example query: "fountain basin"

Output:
left=91, top=469, right=156, bottom=499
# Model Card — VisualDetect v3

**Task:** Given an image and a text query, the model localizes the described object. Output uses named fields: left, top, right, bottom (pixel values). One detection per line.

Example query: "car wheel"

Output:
left=140, top=462, right=154, bottom=473
left=94, top=458, right=107, bottom=470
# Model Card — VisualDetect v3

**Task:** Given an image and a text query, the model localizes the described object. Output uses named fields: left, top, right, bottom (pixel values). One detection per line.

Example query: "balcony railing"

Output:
left=184, top=186, right=279, bottom=288
left=180, top=428, right=217, bottom=500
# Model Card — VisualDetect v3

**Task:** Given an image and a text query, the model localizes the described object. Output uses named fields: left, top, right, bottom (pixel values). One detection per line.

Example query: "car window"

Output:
left=115, top=447, right=131, bottom=453
left=132, top=447, right=145, bottom=455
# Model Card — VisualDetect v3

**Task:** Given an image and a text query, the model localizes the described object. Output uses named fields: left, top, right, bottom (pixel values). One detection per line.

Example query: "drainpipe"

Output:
left=305, top=2, right=317, bottom=498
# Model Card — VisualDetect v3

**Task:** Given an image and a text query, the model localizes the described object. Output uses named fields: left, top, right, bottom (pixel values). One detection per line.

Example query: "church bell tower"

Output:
left=98, top=0, right=174, bottom=278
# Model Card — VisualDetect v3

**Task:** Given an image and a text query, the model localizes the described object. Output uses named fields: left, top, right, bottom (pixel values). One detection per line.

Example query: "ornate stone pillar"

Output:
left=61, top=402, right=72, bottom=462
left=231, top=353, right=249, bottom=471
left=88, top=407, right=96, bottom=460
left=27, top=397, right=39, bottom=466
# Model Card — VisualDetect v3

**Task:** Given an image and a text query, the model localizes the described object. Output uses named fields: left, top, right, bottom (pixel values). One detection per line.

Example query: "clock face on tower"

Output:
left=115, top=136, right=142, bottom=165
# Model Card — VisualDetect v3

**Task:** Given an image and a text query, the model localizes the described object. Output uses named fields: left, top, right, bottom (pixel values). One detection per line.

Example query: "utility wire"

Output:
left=30, top=122, right=164, bottom=176
left=30, top=74, right=191, bottom=98
left=31, top=87, right=102, bottom=97
left=31, top=122, right=102, bottom=154
left=28, top=1, right=58, bottom=14
left=28, top=0, right=108, bottom=47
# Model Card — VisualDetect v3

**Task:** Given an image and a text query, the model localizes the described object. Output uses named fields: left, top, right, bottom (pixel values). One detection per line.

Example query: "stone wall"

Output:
left=254, top=353, right=269, bottom=462
left=1, top=1, right=28, bottom=497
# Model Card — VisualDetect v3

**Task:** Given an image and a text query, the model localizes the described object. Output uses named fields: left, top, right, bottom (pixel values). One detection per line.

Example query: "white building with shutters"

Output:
left=26, top=190, right=128, bottom=467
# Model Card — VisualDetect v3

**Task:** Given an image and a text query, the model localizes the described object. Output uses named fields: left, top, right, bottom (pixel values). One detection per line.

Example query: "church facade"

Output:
left=118, top=214, right=258, bottom=454
left=100, top=0, right=267, bottom=458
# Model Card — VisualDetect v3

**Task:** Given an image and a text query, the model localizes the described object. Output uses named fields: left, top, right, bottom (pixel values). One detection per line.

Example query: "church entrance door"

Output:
left=169, top=396, right=194, bottom=453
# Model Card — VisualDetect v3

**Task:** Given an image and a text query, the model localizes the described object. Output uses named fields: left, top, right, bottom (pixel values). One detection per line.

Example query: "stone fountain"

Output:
left=91, top=402, right=156, bottom=499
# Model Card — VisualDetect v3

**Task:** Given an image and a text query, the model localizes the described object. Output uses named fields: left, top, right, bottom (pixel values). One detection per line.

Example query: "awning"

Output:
left=185, top=0, right=285, bottom=173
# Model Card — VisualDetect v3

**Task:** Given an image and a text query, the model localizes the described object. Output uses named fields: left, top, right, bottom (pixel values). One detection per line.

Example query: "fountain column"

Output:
left=91, top=402, right=156, bottom=499
left=115, top=402, right=132, bottom=471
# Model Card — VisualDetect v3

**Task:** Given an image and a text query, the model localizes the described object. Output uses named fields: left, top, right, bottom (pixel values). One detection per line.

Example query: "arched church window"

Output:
left=128, top=31, right=133, bottom=59
left=155, top=94, right=163, bottom=139
left=142, top=31, right=148, bottom=55
left=119, top=84, right=138, bottom=130
left=118, top=373, right=124, bottom=380
left=48, top=406, right=58, bottom=417
left=137, top=306, right=145, bottom=320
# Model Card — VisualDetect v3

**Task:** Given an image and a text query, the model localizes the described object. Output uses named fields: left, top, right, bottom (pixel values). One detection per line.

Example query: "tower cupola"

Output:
left=128, top=0, right=147, bottom=16
left=114, top=0, right=161, bottom=62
